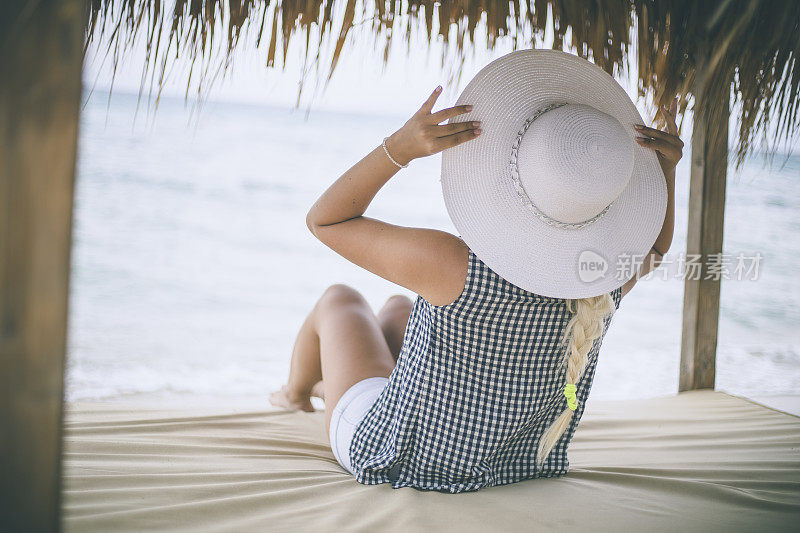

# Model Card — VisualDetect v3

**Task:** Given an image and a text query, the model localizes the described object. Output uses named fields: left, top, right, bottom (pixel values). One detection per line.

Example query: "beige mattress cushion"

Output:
left=62, top=390, right=800, bottom=532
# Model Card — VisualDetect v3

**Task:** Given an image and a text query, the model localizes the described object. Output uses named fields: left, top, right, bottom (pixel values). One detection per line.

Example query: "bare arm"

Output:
left=620, top=98, right=684, bottom=298
left=306, top=86, right=482, bottom=306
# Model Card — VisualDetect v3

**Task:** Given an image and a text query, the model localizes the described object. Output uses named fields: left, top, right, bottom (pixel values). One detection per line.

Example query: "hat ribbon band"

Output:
left=509, top=102, right=613, bottom=230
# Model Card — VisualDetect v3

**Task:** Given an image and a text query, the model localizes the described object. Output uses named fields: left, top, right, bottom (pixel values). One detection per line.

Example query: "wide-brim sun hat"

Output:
left=441, top=49, right=668, bottom=299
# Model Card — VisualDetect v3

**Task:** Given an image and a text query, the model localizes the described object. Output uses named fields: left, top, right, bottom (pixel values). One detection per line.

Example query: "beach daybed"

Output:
left=62, top=389, right=800, bottom=532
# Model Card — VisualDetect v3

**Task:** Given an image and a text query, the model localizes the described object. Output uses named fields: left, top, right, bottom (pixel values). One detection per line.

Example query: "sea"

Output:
left=67, top=89, right=800, bottom=403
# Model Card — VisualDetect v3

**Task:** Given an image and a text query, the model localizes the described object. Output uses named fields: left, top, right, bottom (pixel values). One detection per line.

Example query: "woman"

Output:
left=270, top=50, right=683, bottom=493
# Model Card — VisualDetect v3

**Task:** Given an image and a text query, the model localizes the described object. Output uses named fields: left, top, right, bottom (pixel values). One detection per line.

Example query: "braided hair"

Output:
left=535, top=292, right=615, bottom=467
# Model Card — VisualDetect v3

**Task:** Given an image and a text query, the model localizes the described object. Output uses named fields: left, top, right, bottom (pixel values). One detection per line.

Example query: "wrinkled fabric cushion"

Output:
left=62, top=390, right=800, bottom=532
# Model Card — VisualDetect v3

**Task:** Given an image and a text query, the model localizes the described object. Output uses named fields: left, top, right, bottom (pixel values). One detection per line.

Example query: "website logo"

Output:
left=578, top=250, right=608, bottom=283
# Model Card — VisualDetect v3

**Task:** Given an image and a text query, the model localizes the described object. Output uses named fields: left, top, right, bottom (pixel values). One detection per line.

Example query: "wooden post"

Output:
left=679, top=48, right=730, bottom=392
left=0, top=1, right=85, bottom=530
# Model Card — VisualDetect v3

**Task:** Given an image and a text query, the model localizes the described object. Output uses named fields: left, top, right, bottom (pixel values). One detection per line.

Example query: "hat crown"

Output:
left=516, top=103, right=635, bottom=225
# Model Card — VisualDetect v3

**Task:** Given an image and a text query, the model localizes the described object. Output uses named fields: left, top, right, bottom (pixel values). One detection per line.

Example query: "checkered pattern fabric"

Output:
left=349, top=245, right=622, bottom=493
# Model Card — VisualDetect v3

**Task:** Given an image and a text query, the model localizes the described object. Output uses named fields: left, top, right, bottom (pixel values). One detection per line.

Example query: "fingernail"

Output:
left=435, top=85, right=442, bottom=93
left=466, top=105, right=474, bottom=111
left=472, top=121, right=481, bottom=127
left=474, top=129, right=482, bottom=135
left=634, top=124, right=643, bottom=129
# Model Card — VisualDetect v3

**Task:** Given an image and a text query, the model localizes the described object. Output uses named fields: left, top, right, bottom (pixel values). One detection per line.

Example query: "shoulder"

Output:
left=418, top=233, right=470, bottom=307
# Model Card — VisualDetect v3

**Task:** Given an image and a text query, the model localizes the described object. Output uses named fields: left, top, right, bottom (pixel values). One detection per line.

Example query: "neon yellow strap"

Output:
left=563, top=383, right=578, bottom=411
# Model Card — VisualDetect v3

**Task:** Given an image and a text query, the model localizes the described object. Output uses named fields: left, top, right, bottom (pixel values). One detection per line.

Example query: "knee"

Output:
left=317, top=284, right=368, bottom=312
left=381, top=294, right=414, bottom=315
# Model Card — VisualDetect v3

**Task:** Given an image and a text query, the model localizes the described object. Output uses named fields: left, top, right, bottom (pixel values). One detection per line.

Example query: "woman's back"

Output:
left=350, top=246, right=622, bottom=493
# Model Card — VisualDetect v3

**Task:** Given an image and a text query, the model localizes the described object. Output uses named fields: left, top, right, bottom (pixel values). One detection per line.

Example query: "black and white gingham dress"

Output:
left=349, top=245, right=622, bottom=493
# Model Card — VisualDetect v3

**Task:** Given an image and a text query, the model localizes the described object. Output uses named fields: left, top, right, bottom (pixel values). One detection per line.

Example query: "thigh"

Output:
left=377, top=294, right=414, bottom=359
left=315, top=285, right=396, bottom=434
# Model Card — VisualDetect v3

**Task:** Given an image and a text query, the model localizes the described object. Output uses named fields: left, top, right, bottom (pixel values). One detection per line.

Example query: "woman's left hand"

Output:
left=384, top=86, right=481, bottom=166
left=634, top=97, right=683, bottom=177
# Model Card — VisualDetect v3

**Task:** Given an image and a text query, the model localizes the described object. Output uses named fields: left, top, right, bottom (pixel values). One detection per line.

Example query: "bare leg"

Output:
left=377, top=294, right=414, bottom=361
left=308, top=293, right=413, bottom=401
left=268, top=296, right=323, bottom=412
left=270, top=284, right=397, bottom=434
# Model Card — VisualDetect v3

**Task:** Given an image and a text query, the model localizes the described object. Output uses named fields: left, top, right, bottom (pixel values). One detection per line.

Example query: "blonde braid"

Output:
left=535, top=292, right=615, bottom=467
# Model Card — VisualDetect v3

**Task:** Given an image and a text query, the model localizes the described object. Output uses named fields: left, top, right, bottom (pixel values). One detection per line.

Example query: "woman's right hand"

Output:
left=634, top=97, right=684, bottom=178
left=383, top=86, right=482, bottom=166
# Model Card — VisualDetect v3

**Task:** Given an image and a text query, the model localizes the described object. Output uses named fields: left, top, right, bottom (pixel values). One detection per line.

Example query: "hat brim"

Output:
left=441, top=49, right=667, bottom=299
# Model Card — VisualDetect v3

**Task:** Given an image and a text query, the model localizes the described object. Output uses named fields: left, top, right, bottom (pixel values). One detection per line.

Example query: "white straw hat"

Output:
left=441, top=49, right=667, bottom=299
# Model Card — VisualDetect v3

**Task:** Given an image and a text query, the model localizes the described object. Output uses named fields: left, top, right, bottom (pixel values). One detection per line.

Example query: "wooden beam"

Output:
left=679, top=49, right=730, bottom=392
left=0, top=1, right=85, bottom=530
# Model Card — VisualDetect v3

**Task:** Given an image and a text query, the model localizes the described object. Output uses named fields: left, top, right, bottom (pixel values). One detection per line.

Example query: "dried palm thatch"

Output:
left=84, top=0, right=799, bottom=167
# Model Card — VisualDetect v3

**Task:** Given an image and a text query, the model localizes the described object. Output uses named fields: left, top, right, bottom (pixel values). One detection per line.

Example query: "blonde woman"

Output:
left=270, top=51, right=682, bottom=492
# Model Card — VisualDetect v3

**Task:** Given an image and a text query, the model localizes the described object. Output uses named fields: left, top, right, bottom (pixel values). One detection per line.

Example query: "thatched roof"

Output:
left=86, top=0, right=800, bottom=167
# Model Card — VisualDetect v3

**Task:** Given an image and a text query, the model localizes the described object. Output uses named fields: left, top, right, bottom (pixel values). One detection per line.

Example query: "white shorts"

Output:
left=329, top=376, right=389, bottom=475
